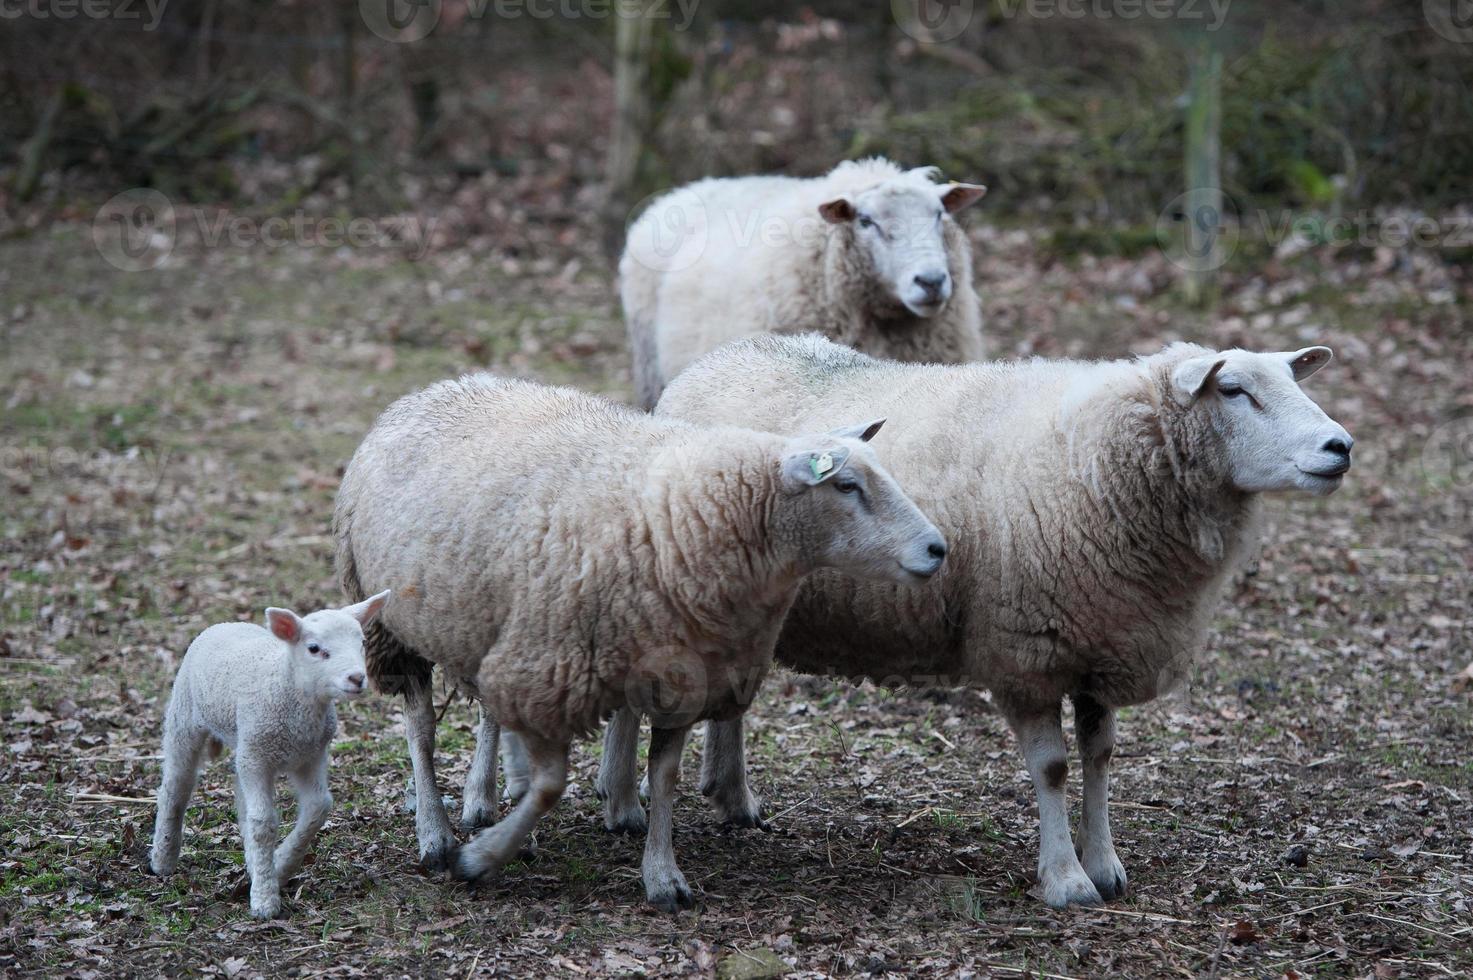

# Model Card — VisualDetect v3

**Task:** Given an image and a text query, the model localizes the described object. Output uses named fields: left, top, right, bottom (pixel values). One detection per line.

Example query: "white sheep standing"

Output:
left=621, top=157, right=987, bottom=409
left=149, top=592, right=390, bottom=919
left=596, top=333, right=1354, bottom=908
left=332, top=374, right=945, bottom=909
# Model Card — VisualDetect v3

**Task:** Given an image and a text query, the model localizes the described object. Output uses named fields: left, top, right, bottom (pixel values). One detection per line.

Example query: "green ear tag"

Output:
left=810, top=452, right=834, bottom=480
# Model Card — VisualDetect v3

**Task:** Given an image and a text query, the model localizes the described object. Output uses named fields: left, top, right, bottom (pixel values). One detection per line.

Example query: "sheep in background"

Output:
left=621, top=158, right=987, bottom=410
left=333, top=374, right=945, bottom=909
left=600, top=333, right=1353, bottom=909
left=150, top=591, right=390, bottom=919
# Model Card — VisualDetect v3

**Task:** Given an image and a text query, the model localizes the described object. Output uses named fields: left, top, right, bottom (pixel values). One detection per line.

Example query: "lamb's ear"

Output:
left=1171, top=354, right=1228, bottom=406
left=939, top=182, right=987, bottom=214
left=818, top=197, right=856, bottom=224
left=781, top=445, right=852, bottom=488
left=265, top=608, right=303, bottom=644
left=829, top=418, right=885, bottom=442
left=343, top=589, right=391, bottom=626
left=1286, top=346, right=1333, bottom=382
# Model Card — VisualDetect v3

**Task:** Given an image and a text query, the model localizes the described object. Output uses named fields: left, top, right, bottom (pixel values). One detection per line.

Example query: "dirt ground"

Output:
left=2, top=216, right=1471, bottom=978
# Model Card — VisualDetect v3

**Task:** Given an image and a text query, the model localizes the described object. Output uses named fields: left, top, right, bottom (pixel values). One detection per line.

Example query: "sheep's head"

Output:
left=265, top=590, right=390, bottom=701
left=819, top=171, right=985, bottom=318
left=1170, top=346, right=1353, bottom=496
left=776, top=419, right=947, bottom=583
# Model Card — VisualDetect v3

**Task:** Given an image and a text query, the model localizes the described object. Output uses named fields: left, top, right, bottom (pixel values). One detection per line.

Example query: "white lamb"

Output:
left=149, top=592, right=390, bottom=919
left=332, top=374, right=946, bottom=909
left=596, top=334, right=1354, bottom=909
left=621, top=157, right=987, bottom=409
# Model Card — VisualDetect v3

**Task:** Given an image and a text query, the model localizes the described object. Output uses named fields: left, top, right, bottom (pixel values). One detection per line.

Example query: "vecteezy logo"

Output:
left=360, top=0, right=441, bottom=43
left=1156, top=190, right=1241, bottom=274
left=1422, top=417, right=1473, bottom=491
left=892, top=0, right=974, bottom=43
left=93, top=188, right=175, bottom=272
left=623, top=191, right=708, bottom=275
left=1425, top=0, right=1473, bottom=43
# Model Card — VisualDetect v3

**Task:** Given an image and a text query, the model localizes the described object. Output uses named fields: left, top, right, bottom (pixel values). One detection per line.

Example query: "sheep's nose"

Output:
left=1322, top=436, right=1352, bottom=458
left=927, top=540, right=948, bottom=561
left=346, top=672, right=366, bottom=689
left=914, top=272, right=948, bottom=298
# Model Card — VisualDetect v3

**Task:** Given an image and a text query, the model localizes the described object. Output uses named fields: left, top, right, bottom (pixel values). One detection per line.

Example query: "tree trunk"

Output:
left=1182, top=42, right=1223, bottom=307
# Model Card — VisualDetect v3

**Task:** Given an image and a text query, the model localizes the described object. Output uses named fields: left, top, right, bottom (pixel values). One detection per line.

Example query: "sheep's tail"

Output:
left=627, top=308, right=664, bottom=412
left=333, top=484, right=434, bottom=698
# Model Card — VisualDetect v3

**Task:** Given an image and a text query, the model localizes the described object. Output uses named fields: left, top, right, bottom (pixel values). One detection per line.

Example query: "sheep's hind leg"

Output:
left=500, top=727, right=530, bottom=802
left=643, top=724, right=695, bottom=911
left=700, top=717, right=765, bottom=829
left=596, top=707, right=647, bottom=834
left=456, top=733, right=567, bottom=882
left=461, top=703, right=500, bottom=830
left=1072, top=693, right=1127, bottom=900
left=1008, top=702, right=1102, bottom=909
left=275, top=754, right=332, bottom=882
left=149, top=720, right=209, bottom=876
left=404, top=679, right=460, bottom=871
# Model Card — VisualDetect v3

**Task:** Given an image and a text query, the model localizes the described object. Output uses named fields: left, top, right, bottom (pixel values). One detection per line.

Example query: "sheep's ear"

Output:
left=343, top=589, right=391, bottom=626
left=781, top=445, right=852, bottom=488
left=1286, top=346, right=1332, bottom=382
left=265, top=608, right=303, bottom=644
left=1171, top=354, right=1228, bottom=406
left=939, top=182, right=987, bottom=214
left=818, top=197, right=855, bottom=224
left=830, top=418, right=885, bottom=442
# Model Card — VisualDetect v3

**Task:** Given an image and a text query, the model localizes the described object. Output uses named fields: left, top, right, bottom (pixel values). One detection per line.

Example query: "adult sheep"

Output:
left=332, top=373, right=946, bottom=909
left=600, top=333, right=1355, bottom=908
left=620, top=158, right=987, bottom=410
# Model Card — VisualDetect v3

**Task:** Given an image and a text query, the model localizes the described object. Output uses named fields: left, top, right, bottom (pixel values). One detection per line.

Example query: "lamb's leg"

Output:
left=699, top=717, right=765, bottom=829
left=275, top=755, right=332, bottom=882
left=596, top=707, right=647, bottom=834
left=461, top=703, right=500, bottom=830
left=1072, top=693, right=1127, bottom=900
left=1008, top=703, right=1102, bottom=909
left=643, top=724, right=695, bottom=911
left=149, top=720, right=208, bottom=876
left=403, top=680, right=459, bottom=870
left=456, top=733, right=567, bottom=882
left=234, top=756, right=283, bottom=919
left=500, top=727, right=530, bottom=802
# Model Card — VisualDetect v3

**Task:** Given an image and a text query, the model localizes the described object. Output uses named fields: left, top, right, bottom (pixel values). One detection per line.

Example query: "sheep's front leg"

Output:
left=234, top=758, right=283, bottom=919
left=596, top=707, right=647, bottom=834
left=1072, top=693, right=1127, bottom=900
left=643, top=724, right=695, bottom=911
left=404, top=680, right=459, bottom=870
left=461, top=703, right=500, bottom=830
left=149, top=721, right=208, bottom=876
left=1008, top=703, right=1102, bottom=909
left=700, top=717, right=765, bottom=828
left=456, top=733, right=567, bottom=882
left=275, top=755, right=332, bottom=882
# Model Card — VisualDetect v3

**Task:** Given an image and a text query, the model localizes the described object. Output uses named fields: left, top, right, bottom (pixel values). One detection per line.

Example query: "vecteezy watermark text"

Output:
left=92, top=189, right=439, bottom=272
left=0, top=0, right=169, bottom=30
left=359, top=0, right=699, bottom=44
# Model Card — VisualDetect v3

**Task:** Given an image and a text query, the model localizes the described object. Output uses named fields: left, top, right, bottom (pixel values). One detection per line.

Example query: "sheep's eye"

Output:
left=1218, top=383, right=1245, bottom=397
left=857, top=215, right=876, bottom=230
left=834, top=478, right=861, bottom=494
left=307, top=643, right=324, bottom=657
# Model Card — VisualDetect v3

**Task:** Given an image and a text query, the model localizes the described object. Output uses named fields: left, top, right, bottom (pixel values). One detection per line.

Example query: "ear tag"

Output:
left=810, top=452, right=834, bottom=481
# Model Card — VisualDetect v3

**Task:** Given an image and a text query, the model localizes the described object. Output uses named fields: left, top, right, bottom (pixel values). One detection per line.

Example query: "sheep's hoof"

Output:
left=645, top=874, right=695, bottom=913
left=249, top=894, right=282, bottom=920
left=721, top=812, right=769, bottom=832
left=460, top=804, right=498, bottom=831
left=604, top=810, right=648, bottom=836
left=1082, top=851, right=1128, bottom=901
left=708, top=789, right=766, bottom=830
left=418, top=837, right=460, bottom=874
left=1037, top=864, right=1104, bottom=909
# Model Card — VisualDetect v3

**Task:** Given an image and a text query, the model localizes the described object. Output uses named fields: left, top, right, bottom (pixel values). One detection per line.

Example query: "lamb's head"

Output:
left=1169, top=345, right=1353, bottom=496
left=819, top=170, right=986, bottom=318
left=775, top=419, right=947, bottom=583
left=265, top=590, right=391, bottom=701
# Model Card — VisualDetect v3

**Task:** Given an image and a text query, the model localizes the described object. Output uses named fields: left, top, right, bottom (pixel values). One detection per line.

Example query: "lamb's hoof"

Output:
left=709, top=790, right=766, bottom=830
left=645, top=873, right=695, bottom=913
left=461, top=804, right=497, bottom=831
left=147, top=853, right=176, bottom=877
left=1038, top=864, right=1104, bottom=909
left=453, top=848, right=490, bottom=884
left=418, top=836, right=460, bottom=874
left=249, top=894, right=282, bottom=920
left=604, top=809, right=648, bottom=836
left=1082, top=851, right=1128, bottom=901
